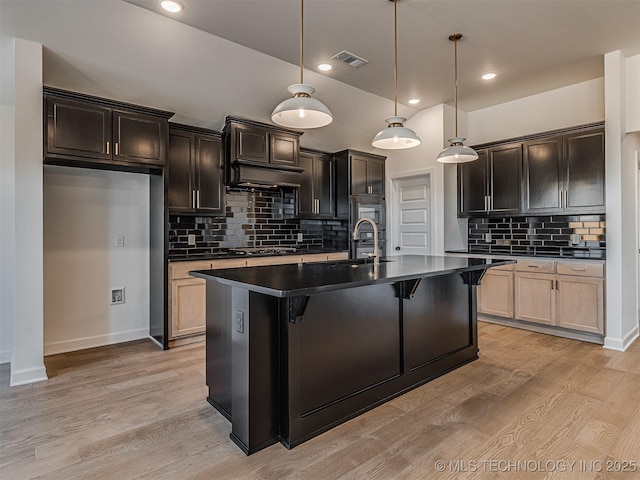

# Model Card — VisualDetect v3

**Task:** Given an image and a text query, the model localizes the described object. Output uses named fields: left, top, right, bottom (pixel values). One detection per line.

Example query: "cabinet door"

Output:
left=556, top=276, right=604, bottom=334
left=564, top=129, right=605, bottom=212
left=522, top=136, right=563, bottom=213
left=167, top=130, right=195, bottom=211
left=113, top=111, right=166, bottom=165
left=297, top=151, right=315, bottom=216
left=316, top=154, right=335, bottom=217
left=171, top=277, right=206, bottom=339
left=196, top=135, right=224, bottom=214
left=368, top=158, right=385, bottom=197
left=459, top=149, right=488, bottom=215
left=45, top=96, right=111, bottom=160
left=270, top=132, right=299, bottom=166
left=235, top=124, right=269, bottom=163
left=350, top=154, right=369, bottom=196
left=478, top=271, right=514, bottom=318
left=489, top=144, right=521, bottom=213
left=514, top=272, right=555, bottom=325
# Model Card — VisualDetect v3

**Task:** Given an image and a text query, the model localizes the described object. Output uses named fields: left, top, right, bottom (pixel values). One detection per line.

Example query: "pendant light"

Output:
left=372, top=0, right=421, bottom=150
left=436, top=33, right=478, bottom=163
left=271, top=0, right=332, bottom=129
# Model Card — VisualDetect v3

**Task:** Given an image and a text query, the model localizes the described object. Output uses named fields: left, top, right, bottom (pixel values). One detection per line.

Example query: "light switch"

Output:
left=235, top=311, right=245, bottom=334
left=297, top=233, right=304, bottom=242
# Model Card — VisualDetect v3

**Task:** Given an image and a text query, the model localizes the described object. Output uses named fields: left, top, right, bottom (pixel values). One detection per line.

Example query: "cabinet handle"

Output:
left=106, top=141, right=110, bottom=155
left=556, top=280, right=559, bottom=290
left=527, top=265, right=540, bottom=268
left=115, top=142, right=119, bottom=156
left=571, top=267, right=587, bottom=271
left=192, top=190, right=196, bottom=209
left=489, top=195, right=493, bottom=211
left=314, top=198, right=319, bottom=214
left=559, top=190, right=562, bottom=208
left=197, top=190, right=201, bottom=209
left=564, top=190, right=568, bottom=208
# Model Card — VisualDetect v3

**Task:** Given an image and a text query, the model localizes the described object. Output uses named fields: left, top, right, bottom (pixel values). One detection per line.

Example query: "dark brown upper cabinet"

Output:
left=44, top=87, right=172, bottom=172
left=335, top=150, right=386, bottom=219
left=458, top=144, right=521, bottom=216
left=298, top=149, right=335, bottom=218
left=225, top=116, right=301, bottom=168
left=523, top=126, right=604, bottom=215
left=168, top=124, right=224, bottom=215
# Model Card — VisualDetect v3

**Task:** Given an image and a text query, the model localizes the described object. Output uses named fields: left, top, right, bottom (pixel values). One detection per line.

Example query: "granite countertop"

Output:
left=168, top=249, right=349, bottom=263
left=190, top=254, right=514, bottom=297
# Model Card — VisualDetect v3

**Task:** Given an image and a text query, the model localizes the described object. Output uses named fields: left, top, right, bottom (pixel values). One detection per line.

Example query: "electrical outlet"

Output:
left=188, top=234, right=196, bottom=246
left=484, top=233, right=491, bottom=242
left=115, top=235, right=124, bottom=247
left=297, top=233, right=303, bottom=242
left=110, top=287, right=125, bottom=305
left=235, top=310, right=245, bottom=334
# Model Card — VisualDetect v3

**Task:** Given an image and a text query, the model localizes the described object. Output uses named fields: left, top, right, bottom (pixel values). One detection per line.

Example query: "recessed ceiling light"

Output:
left=318, top=63, right=332, bottom=72
left=482, top=72, right=497, bottom=80
left=160, top=0, right=183, bottom=13
left=408, top=98, right=420, bottom=105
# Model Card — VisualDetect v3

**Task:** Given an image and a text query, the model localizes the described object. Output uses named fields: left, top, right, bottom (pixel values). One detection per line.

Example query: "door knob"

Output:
left=395, top=246, right=401, bottom=251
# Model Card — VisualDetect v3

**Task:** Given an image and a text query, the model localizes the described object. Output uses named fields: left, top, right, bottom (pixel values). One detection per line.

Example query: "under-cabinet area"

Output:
left=477, top=256, right=605, bottom=342
left=168, top=252, right=349, bottom=343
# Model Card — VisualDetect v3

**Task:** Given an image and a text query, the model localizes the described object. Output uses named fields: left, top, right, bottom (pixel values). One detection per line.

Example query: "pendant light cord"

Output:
left=454, top=36, right=458, bottom=137
left=300, top=0, right=304, bottom=84
left=393, top=0, right=398, bottom=117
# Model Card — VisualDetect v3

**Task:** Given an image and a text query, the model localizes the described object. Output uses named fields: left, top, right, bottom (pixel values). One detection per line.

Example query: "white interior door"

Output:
left=391, top=175, right=431, bottom=255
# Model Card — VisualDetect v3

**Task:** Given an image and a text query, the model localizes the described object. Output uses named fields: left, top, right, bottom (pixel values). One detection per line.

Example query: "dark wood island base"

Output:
left=192, top=255, right=513, bottom=454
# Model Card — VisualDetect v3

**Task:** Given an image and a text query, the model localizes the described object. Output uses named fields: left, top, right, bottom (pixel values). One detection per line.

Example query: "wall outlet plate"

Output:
left=235, top=310, right=244, bottom=334
left=297, top=233, right=303, bottom=242
left=110, top=287, right=125, bottom=305
left=188, top=234, right=196, bottom=246
left=115, top=235, right=124, bottom=247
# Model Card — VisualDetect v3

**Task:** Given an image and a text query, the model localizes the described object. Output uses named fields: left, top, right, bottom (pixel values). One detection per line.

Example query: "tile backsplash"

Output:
left=468, top=214, right=606, bottom=258
left=169, top=189, right=348, bottom=256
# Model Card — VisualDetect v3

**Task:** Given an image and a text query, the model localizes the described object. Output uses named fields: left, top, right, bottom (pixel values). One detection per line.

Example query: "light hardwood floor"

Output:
left=2, top=323, right=639, bottom=480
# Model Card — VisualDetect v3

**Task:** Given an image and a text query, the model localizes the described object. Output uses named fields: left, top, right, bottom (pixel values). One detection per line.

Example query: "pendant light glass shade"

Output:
left=372, top=116, right=421, bottom=149
left=271, top=0, right=332, bottom=129
left=371, top=0, right=421, bottom=150
left=437, top=34, right=478, bottom=164
left=272, top=84, right=333, bottom=128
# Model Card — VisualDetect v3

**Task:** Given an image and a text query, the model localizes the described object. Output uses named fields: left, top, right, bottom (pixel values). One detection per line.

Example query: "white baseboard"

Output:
left=10, top=365, right=48, bottom=387
left=0, top=349, right=12, bottom=365
left=604, top=326, right=640, bottom=351
left=44, top=328, right=149, bottom=356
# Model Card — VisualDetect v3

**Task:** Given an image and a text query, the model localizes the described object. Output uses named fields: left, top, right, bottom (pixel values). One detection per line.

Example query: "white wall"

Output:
left=43, top=167, right=150, bottom=355
left=466, top=78, right=605, bottom=145
left=0, top=36, right=16, bottom=364
left=5, top=39, right=48, bottom=385
left=381, top=105, right=447, bottom=255
left=627, top=54, right=640, bottom=133
left=604, top=50, right=639, bottom=351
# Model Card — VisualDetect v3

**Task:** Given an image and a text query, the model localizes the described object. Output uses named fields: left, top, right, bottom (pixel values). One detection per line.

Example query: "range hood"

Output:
left=227, top=159, right=304, bottom=189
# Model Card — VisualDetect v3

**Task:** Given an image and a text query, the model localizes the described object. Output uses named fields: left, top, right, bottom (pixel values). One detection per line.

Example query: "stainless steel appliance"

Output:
left=350, top=198, right=385, bottom=259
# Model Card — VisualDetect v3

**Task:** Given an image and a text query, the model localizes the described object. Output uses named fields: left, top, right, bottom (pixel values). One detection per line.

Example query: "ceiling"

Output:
left=125, top=0, right=640, bottom=111
left=1, top=0, right=639, bottom=153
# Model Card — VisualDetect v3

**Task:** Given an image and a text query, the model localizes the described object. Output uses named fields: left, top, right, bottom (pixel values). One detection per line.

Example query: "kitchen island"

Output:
left=191, top=255, right=513, bottom=454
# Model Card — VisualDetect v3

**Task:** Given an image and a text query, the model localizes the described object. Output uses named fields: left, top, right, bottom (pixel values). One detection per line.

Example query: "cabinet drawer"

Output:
left=489, top=262, right=514, bottom=271
left=211, top=258, right=249, bottom=269
left=556, top=261, right=604, bottom=278
left=246, top=256, right=301, bottom=267
left=515, top=259, right=555, bottom=273
left=171, top=260, right=213, bottom=280
left=326, top=252, right=350, bottom=261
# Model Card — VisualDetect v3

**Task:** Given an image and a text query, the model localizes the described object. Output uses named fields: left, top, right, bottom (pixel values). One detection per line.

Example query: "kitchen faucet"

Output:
left=353, top=217, right=379, bottom=266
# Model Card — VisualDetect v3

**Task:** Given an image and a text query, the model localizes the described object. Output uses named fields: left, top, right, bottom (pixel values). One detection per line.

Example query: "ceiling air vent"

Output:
left=331, top=50, right=369, bottom=68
